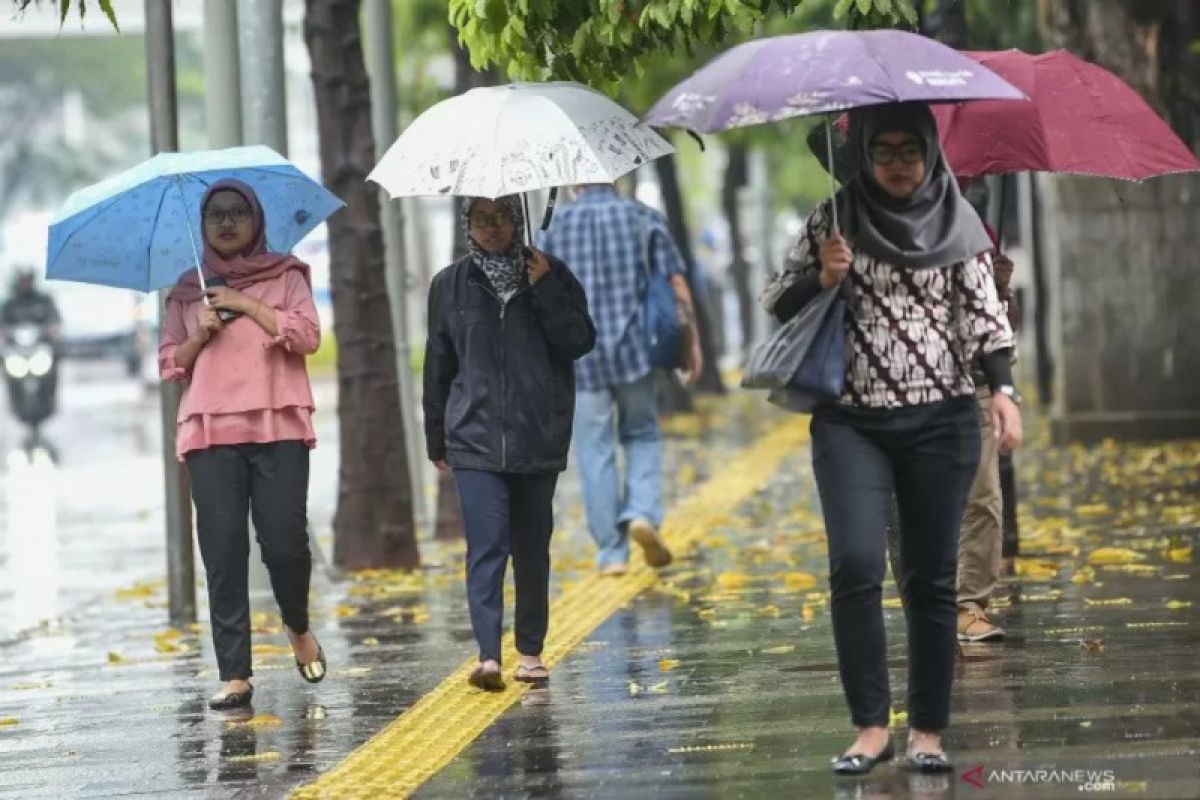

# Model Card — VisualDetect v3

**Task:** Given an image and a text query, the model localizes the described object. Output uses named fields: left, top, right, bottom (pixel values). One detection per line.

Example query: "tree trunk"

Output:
left=431, top=32, right=500, bottom=542
left=722, top=144, right=753, bottom=362
left=1037, top=0, right=1200, bottom=441
left=653, top=153, right=726, bottom=396
left=921, top=0, right=968, bottom=46
left=304, top=0, right=419, bottom=568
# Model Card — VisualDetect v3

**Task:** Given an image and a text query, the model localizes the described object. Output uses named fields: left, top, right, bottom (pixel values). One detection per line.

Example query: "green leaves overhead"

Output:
left=447, top=0, right=918, bottom=92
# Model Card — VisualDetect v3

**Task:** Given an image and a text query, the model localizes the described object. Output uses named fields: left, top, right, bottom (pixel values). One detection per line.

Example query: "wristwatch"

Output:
left=996, top=384, right=1022, bottom=406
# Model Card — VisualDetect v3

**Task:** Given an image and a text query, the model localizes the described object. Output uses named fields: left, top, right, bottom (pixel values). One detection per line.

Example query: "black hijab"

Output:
left=839, top=102, right=992, bottom=270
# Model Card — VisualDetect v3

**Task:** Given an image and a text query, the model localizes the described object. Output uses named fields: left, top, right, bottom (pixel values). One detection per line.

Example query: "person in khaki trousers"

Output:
left=957, top=250, right=1018, bottom=642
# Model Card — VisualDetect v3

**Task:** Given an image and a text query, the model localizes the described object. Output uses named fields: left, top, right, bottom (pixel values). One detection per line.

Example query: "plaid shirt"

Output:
left=537, top=187, right=685, bottom=391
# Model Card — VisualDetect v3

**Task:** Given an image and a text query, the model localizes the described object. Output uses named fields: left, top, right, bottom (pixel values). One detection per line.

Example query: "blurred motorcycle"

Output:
left=3, top=322, right=58, bottom=441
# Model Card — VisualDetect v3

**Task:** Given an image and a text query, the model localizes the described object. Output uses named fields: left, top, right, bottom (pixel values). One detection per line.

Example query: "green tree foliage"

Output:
left=11, top=0, right=118, bottom=30
left=448, top=0, right=917, bottom=91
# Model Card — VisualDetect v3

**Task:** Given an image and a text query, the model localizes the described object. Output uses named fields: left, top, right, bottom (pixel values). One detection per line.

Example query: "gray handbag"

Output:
left=741, top=283, right=847, bottom=413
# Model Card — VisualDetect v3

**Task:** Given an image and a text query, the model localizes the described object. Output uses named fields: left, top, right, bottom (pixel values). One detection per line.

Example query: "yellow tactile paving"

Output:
left=292, top=415, right=810, bottom=799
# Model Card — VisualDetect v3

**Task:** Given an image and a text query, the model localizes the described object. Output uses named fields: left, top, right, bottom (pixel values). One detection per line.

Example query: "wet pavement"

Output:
left=1, top=370, right=1198, bottom=799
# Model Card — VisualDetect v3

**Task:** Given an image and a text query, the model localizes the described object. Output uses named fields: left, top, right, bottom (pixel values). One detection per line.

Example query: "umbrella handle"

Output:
left=825, top=116, right=840, bottom=235
left=174, top=178, right=209, bottom=300
left=540, top=187, right=559, bottom=232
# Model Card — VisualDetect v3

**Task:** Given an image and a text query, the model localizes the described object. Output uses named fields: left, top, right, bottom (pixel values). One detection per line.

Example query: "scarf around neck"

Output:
left=462, top=195, right=526, bottom=301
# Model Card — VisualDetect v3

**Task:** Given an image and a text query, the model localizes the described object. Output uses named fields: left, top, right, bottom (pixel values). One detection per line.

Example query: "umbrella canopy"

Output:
left=47, top=145, right=343, bottom=293
left=932, top=49, right=1200, bottom=180
left=643, top=29, right=1024, bottom=133
left=369, top=81, right=674, bottom=200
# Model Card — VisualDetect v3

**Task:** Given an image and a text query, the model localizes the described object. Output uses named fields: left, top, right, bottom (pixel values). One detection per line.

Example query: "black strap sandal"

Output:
left=831, top=740, right=895, bottom=775
left=905, top=751, right=953, bottom=773
left=467, top=666, right=505, bottom=692
left=513, top=665, right=550, bottom=685
left=296, top=642, right=327, bottom=684
left=208, top=685, right=254, bottom=711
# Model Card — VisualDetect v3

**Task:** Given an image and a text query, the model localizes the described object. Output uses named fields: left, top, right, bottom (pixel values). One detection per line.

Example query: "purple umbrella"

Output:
left=644, top=29, right=1025, bottom=230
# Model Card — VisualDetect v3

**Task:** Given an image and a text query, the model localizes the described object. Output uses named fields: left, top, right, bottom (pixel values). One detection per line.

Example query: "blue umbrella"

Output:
left=47, top=145, right=344, bottom=293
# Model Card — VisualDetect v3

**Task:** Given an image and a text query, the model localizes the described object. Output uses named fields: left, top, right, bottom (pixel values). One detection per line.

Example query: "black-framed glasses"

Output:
left=868, top=141, right=925, bottom=166
left=468, top=211, right=514, bottom=229
left=203, top=206, right=253, bottom=225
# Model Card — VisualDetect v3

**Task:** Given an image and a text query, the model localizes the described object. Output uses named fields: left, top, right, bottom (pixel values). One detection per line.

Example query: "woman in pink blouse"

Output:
left=159, top=179, right=325, bottom=710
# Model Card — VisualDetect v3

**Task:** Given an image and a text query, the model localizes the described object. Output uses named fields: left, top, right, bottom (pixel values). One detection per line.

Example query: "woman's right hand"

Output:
left=819, top=233, right=853, bottom=288
left=194, top=305, right=222, bottom=343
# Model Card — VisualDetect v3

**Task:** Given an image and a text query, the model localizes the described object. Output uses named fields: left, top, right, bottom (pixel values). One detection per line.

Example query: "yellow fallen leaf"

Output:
left=1075, top=503, right=1111, bottom=517
left=781, top=572, right=818, bottom=591
left=0, top=718, right=18, bottom=727
left=628, top=681, right=642, bottom=696
left=648, top=680, right=669, bottom=694
left=697, top=608, right=716, bottom=620
left=361, top=637, right=380, bottom=646
left=757, top=604, right=782, bottom=618
left=1166, top=546, right=1192, bottom=564
left=155, top=640, right=186, bottom=654
left=882, top=598, right=904, bottom=609
left=762, top=645, right=794, bottom=655
left=658, top=659, right=681, bottom=672
left=1082, top=597, right=1133, bottom=606
left=227, top=714, right=283, bottom=729
left=107, top=651, right=124, bottom=664
left=1071, top=566, right=1096, bottom=585
left=1087, top=547, right=1145, bottom=566
left=10, top=682, right=51, bottom=691
left=802, top=605, right=816, bottom=621
left=889, top=709, right=908, bottom=725
left=226, top=751, right=281, bottom=764
left=1099, top=564, right=1159, bottom=576
left=154, top=629, right=182, bottom=642
left=1014, top=558, right=1060, bottom=579
left=1166, top=600, right=1192, bottom=610
left=115, top=581, right=162, bottom=601
left=716, top=572, right=751, bottom=590
left=334, top=605, right=360, bottom=619
left=251, top=643, right=292, bottom=656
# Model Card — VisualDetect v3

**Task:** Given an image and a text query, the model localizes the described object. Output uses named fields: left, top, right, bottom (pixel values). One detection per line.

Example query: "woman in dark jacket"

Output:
left=762, top=103, right=1022, bottom=774
left=424, top=194, right=595, bottom=691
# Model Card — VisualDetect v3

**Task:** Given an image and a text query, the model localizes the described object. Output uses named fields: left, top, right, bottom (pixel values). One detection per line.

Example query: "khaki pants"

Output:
left=958, top=388, right=1002, bottom=611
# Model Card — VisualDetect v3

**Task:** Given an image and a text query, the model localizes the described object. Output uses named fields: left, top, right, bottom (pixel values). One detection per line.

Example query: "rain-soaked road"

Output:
left=0, top=369, right=1197, bottom=799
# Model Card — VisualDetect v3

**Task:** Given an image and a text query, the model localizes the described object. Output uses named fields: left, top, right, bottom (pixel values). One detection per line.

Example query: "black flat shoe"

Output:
left=831, top=740, right=895, bottom=775
left=297, top=643, right=327, bottom=684
left=905, top=751, right=953, bottom=773
left=208, top=686, right=254, bottom=710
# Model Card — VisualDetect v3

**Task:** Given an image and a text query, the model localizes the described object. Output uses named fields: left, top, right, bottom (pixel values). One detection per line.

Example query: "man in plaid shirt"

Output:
left=538, top=184, right=702, bottom=574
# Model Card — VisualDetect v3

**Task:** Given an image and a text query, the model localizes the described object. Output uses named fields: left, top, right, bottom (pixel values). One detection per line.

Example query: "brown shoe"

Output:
left=629, top=518, right=672, bottom=568
left=957, top=607, right=1005, bottom=642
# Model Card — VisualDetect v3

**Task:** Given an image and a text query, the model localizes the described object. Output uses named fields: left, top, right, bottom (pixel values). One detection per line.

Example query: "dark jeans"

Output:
left=453, top=469, right=558, bottom=664
left=186, top=441, right=312, bottom=681
left=811, top=396, right=980, bottom=731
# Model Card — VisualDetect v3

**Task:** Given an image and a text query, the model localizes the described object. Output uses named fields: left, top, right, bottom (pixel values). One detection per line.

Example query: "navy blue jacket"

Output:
left=423, top=254, right=595, bottom=474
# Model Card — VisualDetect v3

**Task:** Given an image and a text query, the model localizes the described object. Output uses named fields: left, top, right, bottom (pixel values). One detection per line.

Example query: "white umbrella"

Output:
left=368, top=82, right=674, bottom=204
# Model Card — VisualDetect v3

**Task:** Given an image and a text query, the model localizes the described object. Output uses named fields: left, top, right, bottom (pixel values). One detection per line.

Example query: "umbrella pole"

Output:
left=995, top=175, right=1009, bottom=250
left=175, top=179, right=209, bottom=297
left=521, top=193, right=533, bottom=247
left=825, top=116, right=840, bottom=234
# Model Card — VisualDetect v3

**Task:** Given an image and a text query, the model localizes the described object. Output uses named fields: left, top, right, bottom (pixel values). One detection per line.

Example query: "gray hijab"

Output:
left=839, top=102, right=992, bottom=270
left=463, top=195, right=526, bottom=300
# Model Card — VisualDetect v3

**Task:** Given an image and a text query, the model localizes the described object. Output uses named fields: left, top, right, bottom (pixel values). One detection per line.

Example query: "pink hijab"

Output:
left=169, top=179, right=308, bottom=303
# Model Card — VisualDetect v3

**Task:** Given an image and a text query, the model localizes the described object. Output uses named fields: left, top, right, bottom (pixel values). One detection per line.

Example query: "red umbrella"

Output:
left=932, top=49, right=1200, bottom=180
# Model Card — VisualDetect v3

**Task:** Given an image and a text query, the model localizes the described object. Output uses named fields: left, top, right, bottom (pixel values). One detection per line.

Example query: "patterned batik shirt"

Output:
left=759, top=202, right=1014, bottom=409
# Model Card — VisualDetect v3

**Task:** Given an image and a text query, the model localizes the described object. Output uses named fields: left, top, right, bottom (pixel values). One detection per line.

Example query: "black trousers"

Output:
left=186, top=441, right=312, bottom=681
left=811, top=396, right=980, bottom=731
left=453, top=469, right=558, bottom=664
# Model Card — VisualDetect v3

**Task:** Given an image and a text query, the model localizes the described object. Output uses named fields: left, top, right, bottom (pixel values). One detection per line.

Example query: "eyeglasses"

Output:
left=868, top=141, right=925, bottom=166
left=203, top=207, right=253, bottom=225
left=468, top=211, right=514, bottom=229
